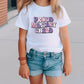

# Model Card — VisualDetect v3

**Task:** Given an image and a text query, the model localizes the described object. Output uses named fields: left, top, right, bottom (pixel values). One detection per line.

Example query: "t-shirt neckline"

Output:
left=33, top=1, right=51, bottom=8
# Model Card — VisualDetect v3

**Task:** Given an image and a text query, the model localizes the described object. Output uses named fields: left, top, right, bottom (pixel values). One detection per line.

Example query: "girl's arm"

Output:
left=59, top=26, right=71, bottom=60
left=59, top=26, right=72, bottom=76
left=18, top=28, right=28, bottom=65
left=18, top=28, right=30, bottom=79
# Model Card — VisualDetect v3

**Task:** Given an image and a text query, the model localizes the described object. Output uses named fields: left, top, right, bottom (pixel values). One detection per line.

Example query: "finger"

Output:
left=27, top=72, right=30, bottom=76
left=25, top=73, right=29, bottom=79
left=22, top=74, right=26, bottom=78
left=70, top=69, right=72, bottom=73
left=63, top=68, right=65, bottom=73
left=65, top=74, right=67, bottom=76
left=68, top=71, right=71, bottom=75
left=63, top=70, right=65, bottom=73
left=27, top=71, right=30, bottom=76
left=19, top=72, right=21, bottom=76
left=68, top=72, right=70, bottom=76
left=65, top=72, right=68, bottom=76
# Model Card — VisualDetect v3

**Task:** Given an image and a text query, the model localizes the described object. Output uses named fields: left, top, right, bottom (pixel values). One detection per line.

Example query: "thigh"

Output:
left=45, top=75, right=62, bottom=84
left=29, top=73, right=43, bottom=84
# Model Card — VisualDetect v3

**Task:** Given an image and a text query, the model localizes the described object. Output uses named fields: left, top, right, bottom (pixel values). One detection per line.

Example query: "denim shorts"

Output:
left=26, top=48, right=63, bottom=78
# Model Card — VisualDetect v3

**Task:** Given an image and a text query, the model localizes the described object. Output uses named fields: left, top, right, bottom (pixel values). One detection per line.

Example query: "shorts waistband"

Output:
left=27, top=48, right=62, bottom=57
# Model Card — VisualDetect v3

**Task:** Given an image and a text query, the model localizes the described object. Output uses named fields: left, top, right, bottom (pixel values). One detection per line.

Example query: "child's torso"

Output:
left=26, top=2, right=63, bottom=53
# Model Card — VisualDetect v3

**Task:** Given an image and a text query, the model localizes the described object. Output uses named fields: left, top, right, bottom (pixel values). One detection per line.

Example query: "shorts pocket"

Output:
left=51, top=52, right=62, bottom=64
left=26, top=53, right=34, bottom=61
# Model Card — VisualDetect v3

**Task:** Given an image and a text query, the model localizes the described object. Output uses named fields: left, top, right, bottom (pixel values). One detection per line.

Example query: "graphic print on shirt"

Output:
left=31, top=17, right=57, bottom=33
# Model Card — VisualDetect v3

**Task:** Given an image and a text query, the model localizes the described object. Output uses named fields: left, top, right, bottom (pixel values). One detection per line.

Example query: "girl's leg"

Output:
left=45, top=75, right=62, bottom=84
left=29, top=73, right=43, bottom=84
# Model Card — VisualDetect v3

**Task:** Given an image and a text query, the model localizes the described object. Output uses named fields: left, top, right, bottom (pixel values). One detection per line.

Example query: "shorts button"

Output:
left=44, top=52, right=46, bottom=55
left=43, top=52, right=46, bottom=59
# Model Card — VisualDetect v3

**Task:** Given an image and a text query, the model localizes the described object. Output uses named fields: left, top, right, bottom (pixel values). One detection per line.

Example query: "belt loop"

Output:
left=35, top=51, right=37, bottom=56
left=51, top=52, right=54, bottom=57
left=50, top=52, right=51, bottom=57
left=30, top=48, right=34, bottom=57
left=32, top=49, right=35, bottom=57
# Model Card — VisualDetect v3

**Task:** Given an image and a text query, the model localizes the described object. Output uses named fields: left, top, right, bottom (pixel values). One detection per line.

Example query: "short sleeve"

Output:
left=58, top=5, right=71, bottom=28
left=15, top=6, right=29, bottom=30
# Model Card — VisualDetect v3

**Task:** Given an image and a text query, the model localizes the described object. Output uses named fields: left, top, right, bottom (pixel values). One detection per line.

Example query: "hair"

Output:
left=17, top=0, right=63, bottom=19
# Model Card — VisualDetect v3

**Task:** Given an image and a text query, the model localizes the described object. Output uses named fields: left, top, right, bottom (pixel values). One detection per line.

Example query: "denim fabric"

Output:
left=26, top=48, right=63, bottom=78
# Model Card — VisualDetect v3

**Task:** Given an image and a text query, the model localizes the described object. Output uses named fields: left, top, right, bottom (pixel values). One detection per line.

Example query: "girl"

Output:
left=15, top=0, right=72, bottom=84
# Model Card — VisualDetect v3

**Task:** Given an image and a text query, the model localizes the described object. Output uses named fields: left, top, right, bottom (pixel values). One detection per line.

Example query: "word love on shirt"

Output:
left=31, top=17, right=57, bottom=33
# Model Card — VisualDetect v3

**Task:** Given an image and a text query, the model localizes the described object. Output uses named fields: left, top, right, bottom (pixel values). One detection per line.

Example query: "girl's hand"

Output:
left=63, top=60, right=72, bottom=76
left=19, top=64, right=30, bottom=79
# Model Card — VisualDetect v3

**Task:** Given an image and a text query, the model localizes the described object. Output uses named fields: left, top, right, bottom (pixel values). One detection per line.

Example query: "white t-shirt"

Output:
left=15, top=1, right=71, bottom=53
